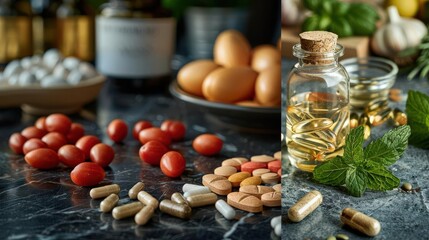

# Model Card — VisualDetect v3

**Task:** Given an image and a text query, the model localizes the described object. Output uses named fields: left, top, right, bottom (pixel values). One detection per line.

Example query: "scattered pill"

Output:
left=137, top=191, right=159, bottom=209
left=63, top=57, right=80, bottom=70
left=274, top=223, right=281, bottom=237
left=392, top=108, right=407, bottom=126
left=43, top=49, right=62, bottom=68
left=273, top=184, right=281, bottom=193
left=112, top=201, right=143, bottom=220
left=182, top=183, right=207, bottom=193
left=241, top=162, right=268, bottom=174
left=271, top=216, right=281, bottom=228
left=129, top=182, right=145, bottom=199
left=326, top=235, right=336, bottom=240
left=240, top=176, right=262, bottom=187
left=261, top=172, right=280, bottom=184
left=336, top=234, right=349, bottom=240
left=100, top=193, right=119, bottom=212
left=186, top=193, right=217, bottom=208
left=350, top=112, right=359, bottom=129
left=202, top=174, right=232, bottom=195
left=171, top=192, right=188, bottom=205
left=251, top=155, right=275, bottom=163
left=227, top=192, right=263, bottom=213
left=183, top=186, right=211, bottom=198
left=252, top=168, right=270, bottom=176
left=228, top=172, right=251, bottom=187
left=67, top=70, right=84, bottom=85
left=261, top=192, right=281, bottom=207
left=402, top=182, right=412, bottom=191
left=273, top=151, right=281, bottom=160
left=239, top=185, right=274, bottom=198
left=135, top=205, right=155, bottom=225
left=268, top=160, right=281, bottom=173
left=340, top=208, right=381, bottom=237
left=90, top=184, right=120, bottom=199
left=215, top=199, right=236, bottom=220
left=221, top=157, right=249, bottom=171
left=288, top=190, right=323, bottom=222
left=214, top=165, right=237, bottom=177
left=159, top=199, right=192, bottom=219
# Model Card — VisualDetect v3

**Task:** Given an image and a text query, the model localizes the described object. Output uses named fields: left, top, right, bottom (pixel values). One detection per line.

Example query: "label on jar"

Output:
left=96, top=17, right=175, bottom=78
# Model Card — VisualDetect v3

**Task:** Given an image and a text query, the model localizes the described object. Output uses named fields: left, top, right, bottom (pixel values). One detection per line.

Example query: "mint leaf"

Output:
left=365, top=165, right=400, bottom=191
left=408, top=121, right=429, bottom=148
left=406, top=90, right=429, bottom=148
left=344, top=126, right=364, bottom=163
left=313, top=156, right=349, bottom=186
left=364, top=125, right=411, bottom=166
left=345, top=166, right=367, bottom=197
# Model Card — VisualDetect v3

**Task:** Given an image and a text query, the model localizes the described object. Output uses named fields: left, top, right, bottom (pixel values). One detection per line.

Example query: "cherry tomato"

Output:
left=192, top=134, right=223, bottom=156
left=160, top=120, right=186, bottom=141
left=42, top=132, right=67, bottom=151
left=44, top=113, right=72, bottom=134
left=66, top=123, right=85, bottom=144
left=139, top=140, right=169, bottom=166
left=58, top=145, right=85, bottom=167
left=139, top=127, right=171, bottom=146
left=25, top=148, right=59, bottom=169
left=107, top=119, right=128, bottom=142
left=70, top=162, right=105, bottom=186
left=160, top=151, right=186, bottom=178
left=35, top=117, right=46, bottom=130
left=75, top=135, right=101, bottom=159
left=90, top=143, right=115, bottom=168
left=21, top=126, right=46, bottom=139
left=9, top=133, right=27, bottom=154
left=132, top=120, right=153, bottom=140
left=23, top=138, right=47, bottom=155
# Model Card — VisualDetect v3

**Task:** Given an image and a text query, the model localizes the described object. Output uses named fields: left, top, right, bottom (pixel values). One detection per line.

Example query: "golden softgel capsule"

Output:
left=288, top=190, right=323, bottom=222
left=340, top=208, right=381, bottom=237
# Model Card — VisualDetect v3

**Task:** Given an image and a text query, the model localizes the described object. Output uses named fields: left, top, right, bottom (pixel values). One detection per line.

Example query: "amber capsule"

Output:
left=100, top=193, right=119, bottom=212
left=112, top=202, right=143, bottom=220
left=288, top=190, right=323, bottom=222
left=137, top=191, right=159, bottom=209
left=369, top=106, right=392, bottom=126
left=359, top=113, right=370, bottom=126
left=291, top=133, right=335, bottom=152
left=287, top=142, right=316, bottom=160
left=340, top=208, right=381, bottom=237
left=314, top=129, right=336, bottom=143
left=331, top=108, right=348, bottom=136
left=171, top=192, right=188, bottom=205
left=392, top=108, right=407, bottom=126
left=129, top=182, right=145, bottom=199
left=159, top=199, right=192, bottom=219
left=366, top=98, right=388, bottom=113
left=350, top=112, right=359, bottom=129
left=363, top=124, right=371, bottom=140
left=186, top=193, right=217, bottom=208
left=292, top=118, right=333, bottom=134
left=90, top=184, right=120, bottom=199
left=135, top=205, right=155, bottom=225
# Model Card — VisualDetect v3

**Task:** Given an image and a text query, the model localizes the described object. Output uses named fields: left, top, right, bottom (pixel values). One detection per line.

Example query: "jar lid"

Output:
left=299, top=31, right=338, bottom=53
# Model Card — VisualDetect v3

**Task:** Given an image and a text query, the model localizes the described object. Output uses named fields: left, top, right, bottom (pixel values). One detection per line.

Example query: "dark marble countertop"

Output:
left=282, top=59, right=429, bottom=240
left=0, top=80, right=281, bottom=240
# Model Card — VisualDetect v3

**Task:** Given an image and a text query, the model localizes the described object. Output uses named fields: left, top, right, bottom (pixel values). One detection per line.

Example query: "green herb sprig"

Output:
left=313, top=125, right=411, bottom=197
left=408, top=34, right=429, bottom=80
left=406, top=90, right=429, bottom=148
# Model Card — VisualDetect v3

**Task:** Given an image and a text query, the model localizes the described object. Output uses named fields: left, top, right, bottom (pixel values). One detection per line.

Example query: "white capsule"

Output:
left=41, top=75, right=67, bottom=88
left=183, top=186, right=211, bottom=198
left=215, top=199, right=236, bottom=220
left=4, top=60, right=22, bottom=77
left=182, top=183, right=208, bottom=193
left=67, top=70, right=83, bottom=85
left=63, top=57, right=80, bottom=70
left=79, top=62, right=97, bottom=79
left=53, top=65, right=69, bottom=79
left=34, top=68, right=49, bottom=81
left=43, top=49, right=62, bottom=68
left=274, top=223, right=281, bottom=236
left=18, top=71, right=36, bottom=86
left=20, top=57, right=33, bottom=69
left=271, top=215, right=281, bottom=228
left=8, top=74, right=19, bottom=85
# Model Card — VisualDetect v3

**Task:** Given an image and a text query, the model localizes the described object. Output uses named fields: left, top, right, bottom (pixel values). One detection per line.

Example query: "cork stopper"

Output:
left=299, top=31, right=338, bottom=53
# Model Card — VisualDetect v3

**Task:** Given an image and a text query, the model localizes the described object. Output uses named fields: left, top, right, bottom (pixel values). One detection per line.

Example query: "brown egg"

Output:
left=202, top=67, right=257, bottom=103
left=213, top=30, right=251, bottom=67
left=235, top=101, right=262, bottom=107
left=177, top=60, right=220, bottom=97
left=251, top=45, right=281, bottom=72
left=255, top=65, right=281, bottom=107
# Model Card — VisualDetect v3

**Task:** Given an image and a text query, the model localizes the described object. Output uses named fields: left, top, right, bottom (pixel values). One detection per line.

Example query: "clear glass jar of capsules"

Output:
left=286, top=42, right=350, bottom=172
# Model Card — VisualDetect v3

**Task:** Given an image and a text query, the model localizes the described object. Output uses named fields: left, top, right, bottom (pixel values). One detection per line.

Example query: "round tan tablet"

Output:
left=221, top=157, right=249, bottom=171
left=261, top=172, right=280, bottom=184
left=214, top=165, right=237, bottom=177
left=202, top=174, right=232, bottom=195
left=273, top=151, right=281, bottom=160
left=250, top=155, right=275, bottom=163
left=261, top=192, right=281, bottom=207
left=227, top=192, right=263, bottom=213
left=273, top=184, right=281, bottom=193
left=252, top=168, right=270, bottom=176
left=239, top=185, right=274, bottom=198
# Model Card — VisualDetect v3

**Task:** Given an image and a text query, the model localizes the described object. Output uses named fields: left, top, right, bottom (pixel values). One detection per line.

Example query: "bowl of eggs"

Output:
left=0, top=49, right=105, bottom=115
left=170, top=30, right=281, bottom=129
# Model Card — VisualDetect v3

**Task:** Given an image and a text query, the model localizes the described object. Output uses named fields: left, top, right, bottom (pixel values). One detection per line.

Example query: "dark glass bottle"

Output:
left=96, top=0, right=175, bottom=90
left=0, top=0, right=33, bottom=64
left=31, top=0, right=61, bottom=54
left=56, top=0, right=95, bottom=62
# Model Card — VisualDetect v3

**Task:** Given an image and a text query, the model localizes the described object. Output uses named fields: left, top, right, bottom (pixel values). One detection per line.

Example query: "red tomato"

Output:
left=23, top=138, right=47, bottom=155
left=58, top=145, right=85, bottom=167
left=192, top=134, right=223, bottom=156
left=107, top=119, right=128, bottom=142
left=66, top=123, right=85, bottom=144
left=21, top=126, right=46, bottom=139
left=160, top=151, right=186, bottom=178
left=42, top=132, right=67, bottom=151
left=35, top=117, right=46, bottom=130
left=70, top=162, right=105, bottom=186
left=75, top=135, right=101, bottom=159
left=90, top=143, right=115, bottom=168
left=24, top=148, right=59, bottom=169
left=44, top=113, right=72, bottom=134
left=132, top=120, right=153, bottom=140
left=139, top=140, right=169, bottom=166
left=160, top=120, right=186, bottom=141
left=9, top=133, right=27, bottom=154
left=139, top=127, right=171, bottom=146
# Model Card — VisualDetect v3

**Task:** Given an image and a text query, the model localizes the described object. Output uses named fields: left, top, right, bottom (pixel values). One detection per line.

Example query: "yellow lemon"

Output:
left=387, top=0, right=419, bottom=17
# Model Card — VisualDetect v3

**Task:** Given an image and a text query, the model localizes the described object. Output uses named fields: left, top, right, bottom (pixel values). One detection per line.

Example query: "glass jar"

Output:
left=96, top=0, right=175, bottom=90
left=286, top=36, right=350, bottom=172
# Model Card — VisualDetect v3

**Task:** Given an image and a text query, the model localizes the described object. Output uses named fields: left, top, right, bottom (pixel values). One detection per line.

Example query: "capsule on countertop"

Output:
left=274, top=223, right=281, bottom=237
left=100, top=193, right=119, bottom=213
left=392, top=108, right=407, bottom=126
left=171, top=192, right=188, bottom=205
left=183, top=186, right=211, bottom=198
left=90, top=184, right=120, bottom=199
left=363, top=124, right=371, bottom=140
left=350, top=112, right=359, bottom=129
left=215, top=199, right=236, bottom=220
left=288, top=190, right=323, bottom=222
left=182, top=183, right=207, bottom=193
left=137, top=191, right=159, bottom=209
left=292, top=118, right=333, bottom=134
left=340, top=208, right=381, bottom=237
left=128, top=182, right=145, bottom=199
left=112, top=201, right=143, bottom=220
left=369, top=106, right=392, bottom=126
left=135, top=205, right=155, bottom=225
left=270, top=215, right=281, bottom=228
left=159, top=199, right=192, bottom=219
left=359, top=113, right=370, bottom=126
left=186, top=193, right=217, bottom=208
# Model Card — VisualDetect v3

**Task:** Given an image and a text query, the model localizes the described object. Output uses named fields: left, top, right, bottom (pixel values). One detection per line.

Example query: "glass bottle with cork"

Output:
left=286, top=31, right=350, bottom=172
left=96, top=0, right=175, bottom=90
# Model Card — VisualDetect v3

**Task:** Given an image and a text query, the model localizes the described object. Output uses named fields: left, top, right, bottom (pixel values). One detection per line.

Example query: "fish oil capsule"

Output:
left=112, top=202, right=143, bottom=220
left=171, top=192, right=188, bottom=205
left=129, top=182, right=145, bottom=199
left=137, top=191, right=159, bottom=209
left=100, top=193, right=119, bottom=212
left=291, top=133, right=336, bottom=152
left=288, top=190, right=323, bottom=222
left=287, top=142, right=316, bottom=160
left=369, top=106, right=392, bottom=126
left=363, top=124, right=371, bottom=140
left=331, top=108, right=348, bottom=136
left=271, top=215, right=281, bottom=228
left=340, top=208, right=381, bottom=237
left=186, top=193, right=217, bottom=207
left=90, top=184, right=120, bottom=199
left=350, top=112, right=359, bottom=129
left=366, top=98, right=388, bottom=113
left=183, top=186, right=211, bottom=198
left=135, top=205, right=155, bottom=225
left=182, top=183, right=207, bottom=193
left=392, top=108, right=407, bottom=126
left=159, top=199, right=192, bottom=219
left=314, top=129, right=336, bottom=143
left=215, top=199, right=236, bottom=220
left=359, top=113, right=370, bottom=125
left=292, top=118, right=333, bottom=134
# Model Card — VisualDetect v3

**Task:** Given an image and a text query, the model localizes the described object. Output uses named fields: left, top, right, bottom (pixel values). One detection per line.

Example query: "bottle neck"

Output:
left=293, top=44, right=343, bottom=67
